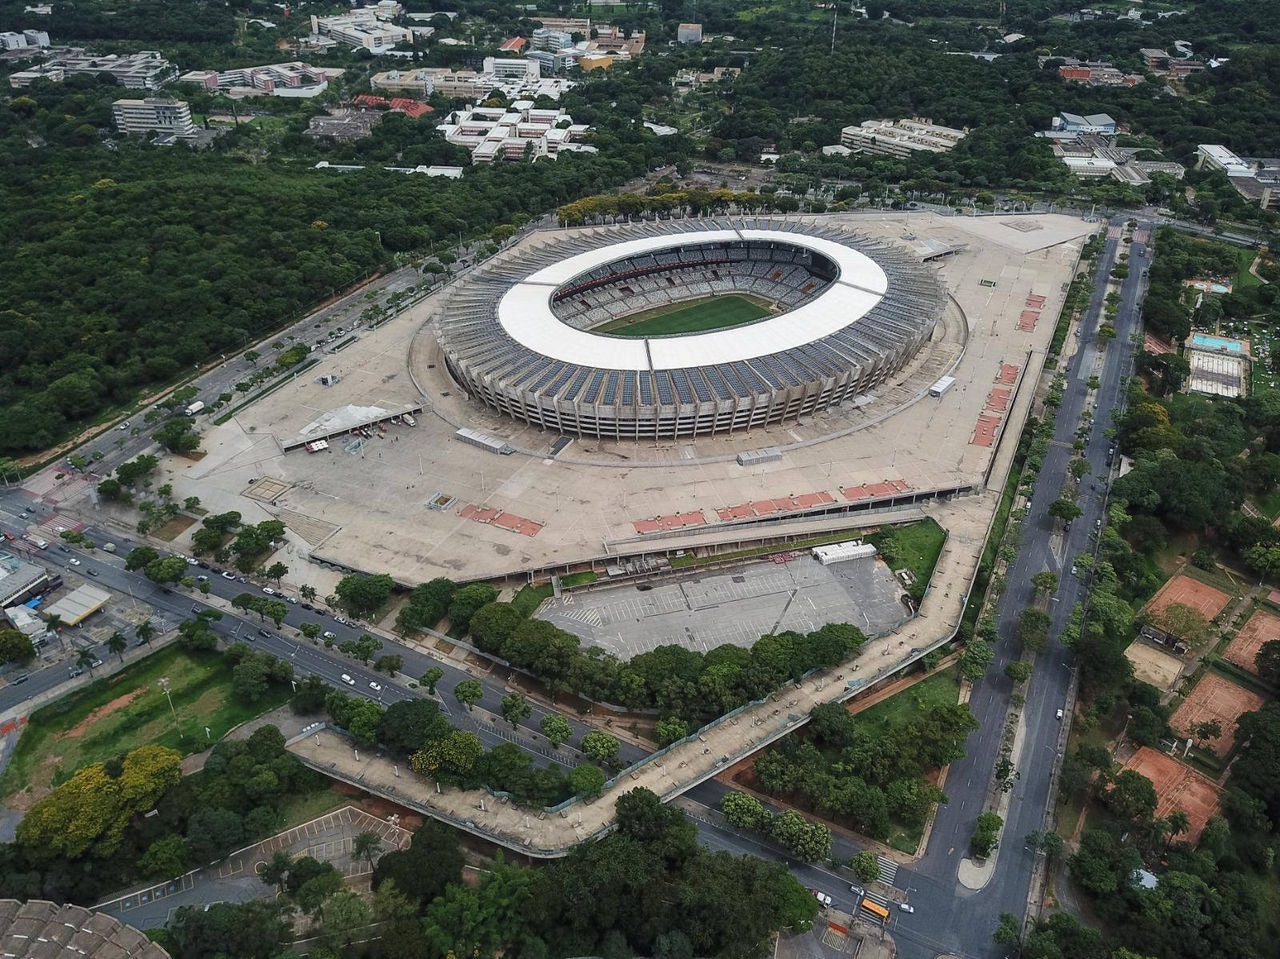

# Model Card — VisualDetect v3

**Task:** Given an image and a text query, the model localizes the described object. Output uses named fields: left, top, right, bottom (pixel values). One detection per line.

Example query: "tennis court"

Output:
left=595, top=294, right=772, bottom=337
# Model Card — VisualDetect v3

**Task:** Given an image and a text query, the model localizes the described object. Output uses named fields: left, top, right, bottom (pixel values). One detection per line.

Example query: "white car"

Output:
left=1056, top=708, right=1065, bottom=720
left=899, top=903, right=914, bottom=914
left=68, top=558, right=81, bottom=566
left=322, top=631, right=337, bottom=640
left=185, top=557, right=198, bottom=566
left=221, top=571, right=236, bottom=580
left=262, top=587, right=276, bottom=595
left=811, top=890, right=832, bottom=909
left=341, top=674, right=356, bottom=686
left=286, top=596, right=298, bottom=605
left=369, top=681, right=383, bottom=693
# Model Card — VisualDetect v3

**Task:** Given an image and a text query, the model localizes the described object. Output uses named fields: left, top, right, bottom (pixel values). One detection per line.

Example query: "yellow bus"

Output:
left=859, top=898, right=890, bottom=922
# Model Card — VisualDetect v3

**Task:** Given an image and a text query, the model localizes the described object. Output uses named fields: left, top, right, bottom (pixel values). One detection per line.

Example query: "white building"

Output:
left=112, top=97, right=196, bottom=139
left=531, top=27, right=573, bottom=51
left=311, top=8, right=412, bottom=52
left=180, top=61, right=344, bottom=98
left=0, top=28, right=49, bottom=49
left=839, top=117, right=968, bottom=157
left=9, top=48, right=175, bottom=89
left=1053, top=110, right=1117, bottom=134
left=482, top=56, right=540, bottom=81
left=676, top=22, right=702, bottom=43
left=437, top=102, right=592, bottom=162
left=1197, top=143, right=1253, bottom=177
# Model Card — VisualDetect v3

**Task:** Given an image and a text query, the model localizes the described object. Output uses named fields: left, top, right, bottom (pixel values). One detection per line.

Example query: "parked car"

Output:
left=262, top=587, right=276, bottom=595
left=221, top=571, right=236, bottom=580
left=811, top=890, right=832, bottom=909
left=322, top=631, right=337, bottom=640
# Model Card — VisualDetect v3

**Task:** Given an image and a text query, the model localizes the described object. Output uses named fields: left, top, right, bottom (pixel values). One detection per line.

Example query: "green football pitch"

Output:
left=594, top=294, right=773, bottom=337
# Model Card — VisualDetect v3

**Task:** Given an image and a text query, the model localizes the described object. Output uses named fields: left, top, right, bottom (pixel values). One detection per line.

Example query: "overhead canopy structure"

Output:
left=43, top=584, right=111, bottom=626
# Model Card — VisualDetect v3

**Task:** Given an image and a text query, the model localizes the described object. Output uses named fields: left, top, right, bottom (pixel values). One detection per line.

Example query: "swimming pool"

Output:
left=1192, top=334, right=1243, bottom=352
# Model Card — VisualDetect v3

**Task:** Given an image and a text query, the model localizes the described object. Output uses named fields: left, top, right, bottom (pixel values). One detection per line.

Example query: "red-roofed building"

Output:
left=353, top=93, right=432, bottom=118
left=500, top=36, right=527, bottom=52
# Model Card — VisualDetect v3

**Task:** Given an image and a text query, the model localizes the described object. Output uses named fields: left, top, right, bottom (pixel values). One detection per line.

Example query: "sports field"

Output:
left=595, top=294, right=773, bottom=337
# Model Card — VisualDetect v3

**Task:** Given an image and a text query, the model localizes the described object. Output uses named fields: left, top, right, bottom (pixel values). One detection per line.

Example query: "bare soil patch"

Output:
left=65, top=688, right=146, bottom=739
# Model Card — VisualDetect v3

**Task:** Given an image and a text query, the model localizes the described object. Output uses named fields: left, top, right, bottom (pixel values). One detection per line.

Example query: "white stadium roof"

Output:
left=496, top=229, right=889, bottom=371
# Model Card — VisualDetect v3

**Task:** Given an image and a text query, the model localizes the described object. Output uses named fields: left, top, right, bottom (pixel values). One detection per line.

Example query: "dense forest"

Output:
left=1, top=0, right=1278, bottom=454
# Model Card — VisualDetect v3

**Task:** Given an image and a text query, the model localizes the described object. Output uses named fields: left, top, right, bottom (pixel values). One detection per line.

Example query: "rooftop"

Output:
left=0, top=900, right=168, bottom=959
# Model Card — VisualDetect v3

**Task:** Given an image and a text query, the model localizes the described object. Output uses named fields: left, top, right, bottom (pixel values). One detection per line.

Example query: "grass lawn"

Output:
left=594, top=294, right=772, bottom=337
left=512, top=583, right=553, bottom=617
left=1237, top=248, right=1262, bottom=289
left=274, top=784, right=351, bottom=827
left=853, top=666, right=962, bottom=740
left=865, top=518, right=948, bottom=600
left=0, top=645, right=290, bottom=802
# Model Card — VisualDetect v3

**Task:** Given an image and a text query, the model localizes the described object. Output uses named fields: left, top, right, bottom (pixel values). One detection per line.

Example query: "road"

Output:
left=0, top=492, right=648, bottom=771
left=1, top=213, right=1155, bottom=953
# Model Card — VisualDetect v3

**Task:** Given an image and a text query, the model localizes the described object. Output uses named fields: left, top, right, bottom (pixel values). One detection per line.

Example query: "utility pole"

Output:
left=830, top=10, right=837, bottom=56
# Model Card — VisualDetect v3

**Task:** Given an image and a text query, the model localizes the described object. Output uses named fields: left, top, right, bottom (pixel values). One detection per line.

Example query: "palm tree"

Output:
left=45, top=613, right=65, bottom=650
left=1165, top=809, right=1191, bottom=851
left=76, top=648, right=97, bottom=677
left=351, top=830, right=384, bottom=868
left=106, top=631, right=128, bottom=663
left=135, top=619, right=154, bottom=646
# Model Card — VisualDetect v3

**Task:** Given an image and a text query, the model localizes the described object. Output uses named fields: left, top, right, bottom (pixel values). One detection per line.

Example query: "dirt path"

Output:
left=65, top=689, right=146, bottom=739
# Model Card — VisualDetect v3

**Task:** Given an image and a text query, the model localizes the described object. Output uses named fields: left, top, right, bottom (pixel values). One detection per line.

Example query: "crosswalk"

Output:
left=876, top=855, right=898, bottom=886
left=862, top=888, right=892, bottom=910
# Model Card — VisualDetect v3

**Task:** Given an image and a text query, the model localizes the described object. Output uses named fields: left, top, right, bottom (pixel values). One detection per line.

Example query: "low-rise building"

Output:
left=179, top=61, right=344, bottom=98
left=482, top=56, right=540, bottom=81
left=352, top=93, right=432, bottom=118
left=677, top=22, right=703, bottom=44
left=112, top=96, right=196, bottom=139
left=1053, top=110, right=1117, bottom=134
left=1197, top=145, right=1280, bottom=211
left=838, top=117, right=968, bottom=157
left=500, top=36, right=527, bottom=53
left=310, top=8, right=412, bottom=52
left=9, top=48, right=176, bottom=89
left=1050, top=56, right=1141, bottom=86
left=437, top=102, right=592, bottom=162
left=0, top=28, right=50, bottom=50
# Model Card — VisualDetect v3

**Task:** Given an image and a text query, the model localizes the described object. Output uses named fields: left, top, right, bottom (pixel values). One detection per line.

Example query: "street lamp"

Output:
left=158, top=677, right=177, bottom=722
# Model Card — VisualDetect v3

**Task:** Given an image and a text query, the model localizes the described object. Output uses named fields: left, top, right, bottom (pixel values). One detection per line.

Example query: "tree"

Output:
left=372, top=820, right=464, bottom=908
left=722, top=791, right=770, bottom=832
left=500, top=691, right=531, bottom=729
left=167, top=901, right=292, bottom=959
left=1149, top=601, right=1213, bottom=650
left=1005, top=660, right=1033, bottom=684
left=1191, top=719, right=1222, bottom=748
left=334, top=572, right=395, bottom=618
left=851, top=850, right=881, bottom=884
left=145, top=555, right=189, bottom=585
left=454, top=678, right=483, bottom=710
left=1049, top=498, right=1083, bottom=523
left=135, top=618, right=155, bottom=646
left=340, top=634, right=382, bottom=664
left=76, top=648, right=97, bottom=677
left=300, top=584, right=317, bottom=602
left=581, top=730, right=620, bottom=763
left=352, top=830, right=384, bottom=867
left=291, top=675, right=328, bottom=715
left=320, top=891, right=370, bottom=946
left=1018, top=608, right=1052, bottom=652
left=139, top=834, right=189, bottom=879
left=449, top=583, right=499, bottom=635
left=374, top=653, right=403, bottom=675
left=468, top=601, right=522, bottom=654
left=1105, top=769, right=1158, bottom=822
left=377, top=698, right=451, bottom=756
left=770, top=810, right=832, bottom=861
left=539, top=713, right=572, bottom=748
left=106, top=631, right=127, bottom=663
left=1032, top=571, right=1060, bottom=595
left=125, top=545, right=160, bottom=571
left=1254, top=639, right=1280, bottom=685
left=570, top=763, right=607, bottom=798
left=656, top=715, right=689, bottom=746
left=993, top=912, right=1023, bottom=948
left=0, top=629, right=35, bottom=665
left=259, top=850, right=294, bottom=893
left=264, top=561, right=288, bottom=584
left=959, top=638, right=994, bottom=681
left=971, top=812, right=1003, bottom=858
left=421, top=666, right=444, bottom=694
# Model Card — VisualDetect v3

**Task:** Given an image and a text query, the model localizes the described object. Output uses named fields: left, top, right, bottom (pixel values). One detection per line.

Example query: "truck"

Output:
left=928, top=375, right=956, bottom=398
left=185, top=401, right=205, bottom=416
left=402, top=413, right=417, bottom=427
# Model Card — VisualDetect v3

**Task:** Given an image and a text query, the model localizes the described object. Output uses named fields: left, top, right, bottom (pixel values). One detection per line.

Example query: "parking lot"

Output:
left=537, top=554, right=909, bottom=657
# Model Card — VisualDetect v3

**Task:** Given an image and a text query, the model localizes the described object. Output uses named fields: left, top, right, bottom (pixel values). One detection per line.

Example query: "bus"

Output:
left=859, top=898, right=890, bottom=923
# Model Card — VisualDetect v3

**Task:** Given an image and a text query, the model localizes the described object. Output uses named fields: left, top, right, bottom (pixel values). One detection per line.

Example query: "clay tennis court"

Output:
left=1169, top=672, right=1266, bottom=758
left=1223, top=607, right=1280, bottom=675
left=1124, top=641, right=1184, bottom=692
left=1122, top=747, right=1222, bottom=844
left=1143, top=573, right=1232, bottom=622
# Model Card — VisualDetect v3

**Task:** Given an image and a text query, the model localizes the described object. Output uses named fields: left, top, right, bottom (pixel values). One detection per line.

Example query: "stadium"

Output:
left=432, top=219, right=949, bottom=439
